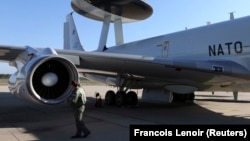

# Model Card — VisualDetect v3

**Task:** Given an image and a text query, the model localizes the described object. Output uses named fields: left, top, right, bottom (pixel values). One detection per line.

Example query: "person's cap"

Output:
left=95, top=92, right=100, bottom=97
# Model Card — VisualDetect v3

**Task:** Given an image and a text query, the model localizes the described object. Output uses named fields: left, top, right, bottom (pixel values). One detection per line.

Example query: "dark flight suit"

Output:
left=70, top=85, right=91, bottom=138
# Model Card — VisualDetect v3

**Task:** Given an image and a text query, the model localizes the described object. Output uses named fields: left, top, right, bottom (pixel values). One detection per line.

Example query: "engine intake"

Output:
left=9, top=54, right=79, bottom=105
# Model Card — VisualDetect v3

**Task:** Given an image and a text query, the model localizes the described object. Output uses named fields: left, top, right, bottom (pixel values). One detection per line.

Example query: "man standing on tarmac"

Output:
left=69, top=81, right=91, bottom=139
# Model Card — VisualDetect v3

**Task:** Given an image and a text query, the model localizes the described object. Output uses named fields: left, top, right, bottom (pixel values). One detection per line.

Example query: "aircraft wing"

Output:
left=0, top=45, right=25, bottom=62
left=1, top=44, right=249, bottom=81
left=58, top=49, right=250, bottom=79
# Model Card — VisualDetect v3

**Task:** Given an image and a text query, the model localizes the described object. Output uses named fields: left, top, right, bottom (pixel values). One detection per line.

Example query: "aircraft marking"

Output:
left=208, top=41, right=243, bottom=56
left=212, top=65, right=224, bottom=72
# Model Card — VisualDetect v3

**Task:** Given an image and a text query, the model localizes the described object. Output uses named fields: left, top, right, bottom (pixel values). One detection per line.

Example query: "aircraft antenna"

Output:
left=71, top=0, right=153, bottom=51
left=229, top=11, right=235, bottom=20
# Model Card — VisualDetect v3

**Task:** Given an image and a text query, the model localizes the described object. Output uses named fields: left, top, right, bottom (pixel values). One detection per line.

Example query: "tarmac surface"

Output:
left=0, top=85, right=250, bottom=141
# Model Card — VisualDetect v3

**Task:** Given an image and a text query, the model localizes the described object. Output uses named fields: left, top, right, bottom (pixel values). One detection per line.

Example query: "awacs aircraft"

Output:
left=1, top=0, right=250, bottom=107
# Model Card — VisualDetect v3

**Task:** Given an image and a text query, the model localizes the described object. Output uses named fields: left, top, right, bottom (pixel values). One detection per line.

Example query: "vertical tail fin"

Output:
left=64, top=12, right=84, bottom=51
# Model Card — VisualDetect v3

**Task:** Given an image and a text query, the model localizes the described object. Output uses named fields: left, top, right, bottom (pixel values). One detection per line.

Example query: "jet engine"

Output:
left=8, top=47, right=79, bottom=105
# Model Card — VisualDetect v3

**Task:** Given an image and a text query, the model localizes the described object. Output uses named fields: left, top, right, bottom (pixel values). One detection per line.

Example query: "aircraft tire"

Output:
left=126, top=91, right=138, bottom=106
left=105, top=90, right=116, bottom=105
left=115, top=91, right=127, bottom=107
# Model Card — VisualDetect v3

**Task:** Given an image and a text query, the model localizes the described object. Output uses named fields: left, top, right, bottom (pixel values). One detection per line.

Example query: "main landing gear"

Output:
left=105, top=90, right=138, bottom=107
left=104, top=75, right=139, bottom=107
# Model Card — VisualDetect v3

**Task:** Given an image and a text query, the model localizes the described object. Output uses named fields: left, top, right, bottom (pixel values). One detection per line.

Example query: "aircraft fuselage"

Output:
left=97, top=15, right=250, bottom=92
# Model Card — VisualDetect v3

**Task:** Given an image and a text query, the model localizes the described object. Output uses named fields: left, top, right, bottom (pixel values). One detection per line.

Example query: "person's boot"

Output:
left=71, top=134, right=82, bottom=139
left=82, top=131, right=91, bottom=138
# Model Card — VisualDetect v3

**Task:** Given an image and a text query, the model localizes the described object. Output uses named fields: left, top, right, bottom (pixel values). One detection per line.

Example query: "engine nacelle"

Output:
left=8, top=48, right=79, bottom=105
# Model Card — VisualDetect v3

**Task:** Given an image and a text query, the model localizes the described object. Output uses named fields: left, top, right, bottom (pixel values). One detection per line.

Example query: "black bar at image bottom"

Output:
left=130, top=124, right=250, bottom=141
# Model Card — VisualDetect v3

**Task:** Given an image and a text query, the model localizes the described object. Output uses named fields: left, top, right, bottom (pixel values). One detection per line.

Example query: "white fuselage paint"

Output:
left=97, top=16, right=250, bottom=92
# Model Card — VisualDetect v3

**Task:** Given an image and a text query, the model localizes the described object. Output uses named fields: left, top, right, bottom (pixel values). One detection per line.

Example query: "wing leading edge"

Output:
left=0, top=45, right=25, bottom=62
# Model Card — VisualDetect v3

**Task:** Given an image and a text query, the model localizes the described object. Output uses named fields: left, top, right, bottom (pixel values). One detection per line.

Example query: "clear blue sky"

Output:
left=0, top=0, right=250, bottom=74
